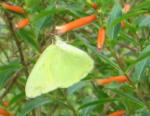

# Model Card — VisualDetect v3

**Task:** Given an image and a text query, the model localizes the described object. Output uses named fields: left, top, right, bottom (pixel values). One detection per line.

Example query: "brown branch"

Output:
left=48, top=104, right=59, bottom=116
left=0, top=69, right=22, bottom=101
left=106, top=47, right=136, bottom=88
left=4, top=13, right=29, bottom=77
left=119, top=43, right=138, bottom=53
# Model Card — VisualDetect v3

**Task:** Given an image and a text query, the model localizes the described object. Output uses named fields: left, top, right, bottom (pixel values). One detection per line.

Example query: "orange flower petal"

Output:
left=2, top=3, right=25, bottom=14
left=107, top=110, right=125, bottom=116
left=3, top=101, right=9, bottom=107
left=15, top=18, right=29, bottom=29
left=123, top=3, right=131, bottom=13
left=121, top=20, right=126, bottom=28
left=56, top=15, right=96, bottom=34
left=96, top=76, right=128, bottom=85
left=97, top=27, right=105, bottom=51
left=0, top=108, right=9, bottom=116
left=92, top=3, right=98, bottom=9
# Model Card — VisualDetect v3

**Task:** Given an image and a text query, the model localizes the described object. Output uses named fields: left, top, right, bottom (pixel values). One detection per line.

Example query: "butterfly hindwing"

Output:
left=54, top=40, right=94, bottom=87
left=25, top=45, right=59, bottom=98
left=25, top=40, right=94, bottom=98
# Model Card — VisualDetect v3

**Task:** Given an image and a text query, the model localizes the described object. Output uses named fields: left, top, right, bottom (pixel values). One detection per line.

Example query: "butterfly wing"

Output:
left=25, top=45, right=60, bottom=98
left=25, top=40, right=94, bottom=98
left=55, top=40, right=94, bottom=88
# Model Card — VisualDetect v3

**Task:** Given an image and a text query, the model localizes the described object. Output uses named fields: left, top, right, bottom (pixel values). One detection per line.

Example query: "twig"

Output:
left=0, top=69, right=22, bottom=101
left=58, top=89, right=79, bottom=116
left=107, top=47, right=135, bottom=88
left=4, top=13, right=29, bottom=77
left=48, top=104, right=58, bottom=116
left=119, top=43, right=138, bottom=53
left=3, top=11, right=36, bottom=116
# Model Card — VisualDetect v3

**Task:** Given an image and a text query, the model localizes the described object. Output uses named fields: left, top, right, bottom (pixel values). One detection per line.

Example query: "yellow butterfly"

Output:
left=25, top=38, right=94, bottom=98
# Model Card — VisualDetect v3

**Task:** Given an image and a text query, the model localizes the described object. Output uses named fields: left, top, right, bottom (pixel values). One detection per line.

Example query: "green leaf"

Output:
left=137, top=50, right=150, bottom=62
left=122, top=97, right=143, bottom=114
left=25, top=0, right=42, bottom=12
left=79, top=96, right=99, bottom=116
left=20, top=96, right=52, bottom=116
left=111, top=89, right=145, bottom=107
left=79, top=98, right=116, bottom=110
left=127, top=46, right=150, bottom=72
left=132, top=1, right=150, bottom=11
left=10, top=93, right=25, bottom=105
left=107, top=1, right=122, bottom=39
left=75, top=34, right=121, bottom=72
left=139, top=16, right=150, bottom=27
left=31, top=6, right=55, bottom=38
left=0, top=60, right=21, bottom=72
left=140, top=109, right=150, bottom=116
left=132, top=45, right=150, bottom=82
left=16, top=29, right=39, bottom=52
left=132, top=59, right=149, bottom=83
left=105, top=82, right=125, bottom=89
left=112, top=1, right=150, bottom=26
left=0, top=60, right=22, bottom=88
left=67, top=81, right=88, bottom=95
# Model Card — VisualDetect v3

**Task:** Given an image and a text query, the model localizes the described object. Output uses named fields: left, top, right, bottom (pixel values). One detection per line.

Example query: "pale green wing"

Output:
left=25, top=45, right=60, bottom=98
left=54, top=40, right=94, bottom=88
left=25, top=40, right=94, bottom=98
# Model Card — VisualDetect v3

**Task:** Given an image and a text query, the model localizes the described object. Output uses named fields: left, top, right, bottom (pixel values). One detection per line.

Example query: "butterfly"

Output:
left=25, top=37, right=94, bottom=98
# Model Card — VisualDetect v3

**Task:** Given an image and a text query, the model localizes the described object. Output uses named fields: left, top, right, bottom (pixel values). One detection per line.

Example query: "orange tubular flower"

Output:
left=121, top=20, right=126, bottom=28
left=97, top=27, right=105, bottom=50
left=56, top=15, right=96, bottom=34
left=0, top=108, right=9, bottom=116
left=2, top=3, right=25, bottom=14
left=96, top=76, right=128, bottom=85
left=107, top=110, right=125, bottom=116
left=121, top=3, right=131, bottom=28
left=123, top=3, right=131, bottom=13
left=92, top=3, right=98, bottom=9
left=16, top=18, right=29, bottom=29
left=3, top=101, right=9, bottom=107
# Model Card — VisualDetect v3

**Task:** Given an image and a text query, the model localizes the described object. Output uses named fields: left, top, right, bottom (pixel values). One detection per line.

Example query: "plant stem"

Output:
left=58, top=89, right=79, bottom=116
left=107, top=45, right=150, bottom=112
left=4, top=13, right=29, bottom=77
left=107, top=46, right=135, bottom=87
left=3, top=12, right=36, bottom=115
left=48, top=104, right=58, bottom=116
left=0, top=69, right=22, bottom=101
